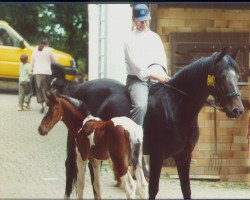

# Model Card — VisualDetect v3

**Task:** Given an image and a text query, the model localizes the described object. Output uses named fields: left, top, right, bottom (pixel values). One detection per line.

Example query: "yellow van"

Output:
left=0, top=20, right=77, bottom=81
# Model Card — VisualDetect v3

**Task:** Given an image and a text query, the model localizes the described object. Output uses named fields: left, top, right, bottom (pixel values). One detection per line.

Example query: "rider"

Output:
left=124, top=3, right=171, bottom=176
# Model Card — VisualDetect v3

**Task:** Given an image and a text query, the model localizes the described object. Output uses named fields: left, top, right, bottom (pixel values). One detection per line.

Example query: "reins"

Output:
left=147, top=63, right=240, bottom=112
left=161, top=82, right=225, bottom=111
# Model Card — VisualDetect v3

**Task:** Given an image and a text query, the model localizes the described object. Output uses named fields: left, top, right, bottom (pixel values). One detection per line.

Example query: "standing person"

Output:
left=124, top=4, right=171, bottom=177
left=31, top=38, right=56, bottom=113
left=17, top=54, right=33, bottom=111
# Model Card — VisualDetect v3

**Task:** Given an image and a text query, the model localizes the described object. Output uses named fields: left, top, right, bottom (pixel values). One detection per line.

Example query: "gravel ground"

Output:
left=0, top=87, right=249, bottom=199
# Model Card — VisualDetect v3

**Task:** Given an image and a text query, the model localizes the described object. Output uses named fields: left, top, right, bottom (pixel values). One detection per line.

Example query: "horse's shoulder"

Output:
left=148, top=84, right=166, bottom=108
left=148, top=83, right=164, bottom=96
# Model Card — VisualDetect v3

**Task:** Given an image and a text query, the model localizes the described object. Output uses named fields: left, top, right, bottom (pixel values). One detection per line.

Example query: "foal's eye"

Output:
left=48, top=109, right=54, bottom=114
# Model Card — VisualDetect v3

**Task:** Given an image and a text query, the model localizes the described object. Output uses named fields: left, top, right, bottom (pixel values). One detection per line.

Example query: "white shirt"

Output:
left=124, top=28, right=167, bottom=81
left=19, top=63, right=32, bottom=82
left=31, top=47, right=56, bottom=75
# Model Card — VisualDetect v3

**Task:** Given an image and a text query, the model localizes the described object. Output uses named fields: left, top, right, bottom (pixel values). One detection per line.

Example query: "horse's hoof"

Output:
left=115, top=179, right=122, bottom=187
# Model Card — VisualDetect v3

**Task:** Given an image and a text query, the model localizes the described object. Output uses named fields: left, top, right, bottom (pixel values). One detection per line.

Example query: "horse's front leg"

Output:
left=148, top=148, right=165, bottom=199
left=89, top=158, right=102, bottom=199
left=64, top=134, right=77, bottom=199
left=174, top=153, right=192, bottom=199
left=76, top=153, right=88, bottom=199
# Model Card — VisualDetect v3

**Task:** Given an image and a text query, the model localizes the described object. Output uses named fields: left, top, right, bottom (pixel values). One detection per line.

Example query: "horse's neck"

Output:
left=62, top=105, right=85, bottom=131
left=170, top=63, right=210, bottom=100
left=164, top=62, right=212, bottom=124
left=63, top=81, right=78, bottom=96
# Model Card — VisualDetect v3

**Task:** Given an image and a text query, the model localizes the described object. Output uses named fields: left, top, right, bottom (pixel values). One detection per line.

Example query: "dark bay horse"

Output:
left=38, top=92, right=148, bottom=199
left=52, top=48, right=244, bottom=199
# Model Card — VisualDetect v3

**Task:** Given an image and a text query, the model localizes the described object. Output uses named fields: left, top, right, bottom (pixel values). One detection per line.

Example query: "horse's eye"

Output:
left=48, top=109, right=54, bottom=114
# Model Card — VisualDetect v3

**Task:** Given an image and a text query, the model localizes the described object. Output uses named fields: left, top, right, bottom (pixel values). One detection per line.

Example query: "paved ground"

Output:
left=0, top=90, right=250, bottom=199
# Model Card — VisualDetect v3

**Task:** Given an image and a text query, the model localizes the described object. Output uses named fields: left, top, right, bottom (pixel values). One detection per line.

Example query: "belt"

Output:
left=127, top=75, right=138, bottom=79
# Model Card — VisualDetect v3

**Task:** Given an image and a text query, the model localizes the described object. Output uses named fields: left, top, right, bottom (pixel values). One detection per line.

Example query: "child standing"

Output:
left=17, top=54, right=33, bottom=111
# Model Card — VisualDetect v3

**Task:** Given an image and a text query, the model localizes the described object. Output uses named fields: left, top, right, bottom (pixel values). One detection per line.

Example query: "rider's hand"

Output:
left=149, top=73, right=171, bottom=84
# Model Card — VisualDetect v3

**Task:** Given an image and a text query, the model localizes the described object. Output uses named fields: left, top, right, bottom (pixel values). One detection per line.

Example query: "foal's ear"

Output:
left=214, top=47, right=228, bottom=64
left=44, top=90, right=57, bottom=102
left=44, top=90, right=52, bottom=99
left=230, top=48, right=240, bottom=60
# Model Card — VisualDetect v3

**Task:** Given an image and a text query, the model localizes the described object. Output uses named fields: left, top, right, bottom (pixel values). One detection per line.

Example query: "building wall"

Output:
left=157, top=6, right=250, bottom=182
left=88, top=4, right=131, bottom=84
left=157, top=7, right=250, bottom=75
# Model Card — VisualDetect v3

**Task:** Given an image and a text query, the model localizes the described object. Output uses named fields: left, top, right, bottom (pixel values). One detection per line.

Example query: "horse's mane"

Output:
left=148, top=51, right=240, bottom=100
left=58, top=94, right=82, bottom=108
left=171, top=56, right=212, bottom=83
left=58, top=94, right=91, bottom=117
left=169, top=51, right=239, bottom=86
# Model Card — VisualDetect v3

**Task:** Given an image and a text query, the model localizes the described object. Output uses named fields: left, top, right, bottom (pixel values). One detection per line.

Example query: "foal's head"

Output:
left=38, top=91, right=84, bottom=135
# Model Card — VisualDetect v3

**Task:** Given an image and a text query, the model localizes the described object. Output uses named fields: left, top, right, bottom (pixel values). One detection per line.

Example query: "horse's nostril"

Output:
left=232, top=108, right=240, bottom=116
left=38, top=126, right=44, bottom=135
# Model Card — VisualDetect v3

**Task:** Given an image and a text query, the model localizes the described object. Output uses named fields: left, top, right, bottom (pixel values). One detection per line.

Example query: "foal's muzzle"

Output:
left=38, top=126, right=48, bottom=136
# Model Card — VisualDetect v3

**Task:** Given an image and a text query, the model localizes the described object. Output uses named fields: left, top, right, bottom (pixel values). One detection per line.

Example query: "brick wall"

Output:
left=158, top=7, right=250, bottom=182
left=157, top=7, right=250, bottom=75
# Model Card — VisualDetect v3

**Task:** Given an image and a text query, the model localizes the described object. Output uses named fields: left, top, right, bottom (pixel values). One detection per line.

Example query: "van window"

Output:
left=0, top=28, right=13, bottom=46
left=0, top=26, right=20, bottom=47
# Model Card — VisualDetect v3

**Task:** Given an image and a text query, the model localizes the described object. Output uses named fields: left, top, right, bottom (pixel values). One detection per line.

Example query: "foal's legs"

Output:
left=148, top=149, right=165, bottom=199
left=89, top=158, right=102, bottom=199
left=76, top=153, right=88, bottom=199
left=121, top=171, right=136, bottom=199
left=134, top=145, right=148, bottom=199
left=174, top=153, right=192, bottom=200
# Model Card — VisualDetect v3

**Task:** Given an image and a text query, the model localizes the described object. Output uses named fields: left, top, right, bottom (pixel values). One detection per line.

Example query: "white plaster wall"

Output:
left=88, top=4, right=132, bottom=84
left=88, top=4, right=99, bottom=81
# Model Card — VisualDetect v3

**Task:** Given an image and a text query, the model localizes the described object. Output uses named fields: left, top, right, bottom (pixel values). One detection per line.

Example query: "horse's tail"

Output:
left=127, top=120, right=143, bottom=170
left=65, top=134, right=77, bottom=197
left=130, top=141, right=141, bottom=170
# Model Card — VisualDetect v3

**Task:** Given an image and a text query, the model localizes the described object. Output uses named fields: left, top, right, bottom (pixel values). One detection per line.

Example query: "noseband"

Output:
left=207, top=69, right=241, bottom=98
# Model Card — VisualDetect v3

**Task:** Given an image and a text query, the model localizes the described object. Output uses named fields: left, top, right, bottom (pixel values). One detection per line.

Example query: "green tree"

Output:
left=0, top=4, right=88, bottom=72
left=50, top=4, right=88, bottom=72
left=0, top=4, right=42, bottom=44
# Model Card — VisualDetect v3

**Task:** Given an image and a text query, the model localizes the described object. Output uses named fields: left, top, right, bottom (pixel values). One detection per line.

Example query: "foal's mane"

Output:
left=57, top=94, right=90, bottom=117
left=58, top=94, right=82, bottom=108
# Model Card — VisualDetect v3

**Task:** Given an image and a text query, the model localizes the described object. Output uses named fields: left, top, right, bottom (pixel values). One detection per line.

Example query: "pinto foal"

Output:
left=38, top=91, right=148, bottom=199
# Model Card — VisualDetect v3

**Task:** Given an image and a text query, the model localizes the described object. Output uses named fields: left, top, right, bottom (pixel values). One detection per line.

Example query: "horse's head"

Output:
left=51, top=77, right=65, bottom=94
left=209, top=47, right=244, bottom=118
left=38, top=91, right=63, bottom=136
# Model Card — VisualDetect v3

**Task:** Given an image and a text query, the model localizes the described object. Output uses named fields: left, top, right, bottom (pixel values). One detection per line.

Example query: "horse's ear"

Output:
left=50, top=91, right=57, bottom=103
left=44, top=90, right=52, bottom=99
left=44, top=90, right=57, bottom=103
left=214, top=47, right=228, bottom=64
left=230, top=48, right=240, bottom=60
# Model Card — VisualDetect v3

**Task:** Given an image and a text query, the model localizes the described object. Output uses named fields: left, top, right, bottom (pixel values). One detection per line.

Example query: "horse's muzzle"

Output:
left=38, top=126, right=48, bottom=136
left=226, top=107, right=244, bottom=118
